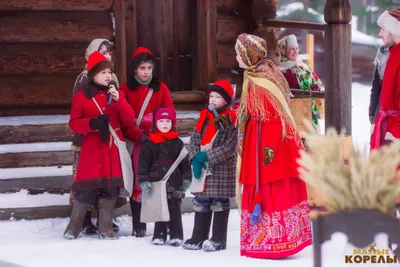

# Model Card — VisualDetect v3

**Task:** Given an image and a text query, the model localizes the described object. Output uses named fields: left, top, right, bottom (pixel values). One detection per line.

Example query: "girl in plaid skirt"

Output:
left=183, top=80, right=238, bottom=252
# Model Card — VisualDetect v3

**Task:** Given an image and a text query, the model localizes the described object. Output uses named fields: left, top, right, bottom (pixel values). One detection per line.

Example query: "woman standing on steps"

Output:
left=70, top=38, right=123, bottom=235
left=119, top=47, right=174, bottom=237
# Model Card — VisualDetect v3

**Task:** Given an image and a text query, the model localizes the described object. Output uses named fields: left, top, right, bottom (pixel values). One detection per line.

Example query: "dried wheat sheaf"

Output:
left=298, top=121, right=400, bottom=215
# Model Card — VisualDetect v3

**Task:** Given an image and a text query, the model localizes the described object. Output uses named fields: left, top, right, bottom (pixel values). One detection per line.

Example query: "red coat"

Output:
left=239, top=83, right=302, bottom=185
left=120, top=76, right=174, bottom=134
left=371, top=43, right=400, bottom=150
left=69, top=86, right=141, bottom=191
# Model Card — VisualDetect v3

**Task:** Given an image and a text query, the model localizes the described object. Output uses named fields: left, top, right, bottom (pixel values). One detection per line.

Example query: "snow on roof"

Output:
left=277, top=2, right=383, bottom=47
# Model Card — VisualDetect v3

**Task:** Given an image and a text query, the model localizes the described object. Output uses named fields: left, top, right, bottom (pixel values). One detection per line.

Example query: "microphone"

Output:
left=208, top=104, right=224, bottom=130
left=107, top=80, right=118, bottom=104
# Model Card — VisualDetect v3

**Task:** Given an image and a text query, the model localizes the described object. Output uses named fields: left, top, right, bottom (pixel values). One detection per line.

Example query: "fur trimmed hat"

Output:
left=87, top=51, right=114, bottom=81
left=378, top=9, right=400, bottom=37
left=209, top=79, right=235, bottom=104
left=131, top=46, right=154, bottom=71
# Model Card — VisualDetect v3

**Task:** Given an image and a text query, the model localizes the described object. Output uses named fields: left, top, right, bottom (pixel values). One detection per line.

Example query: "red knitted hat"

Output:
left=154, top=107, right=176, bottom=126
left=209, top=79, right=235, bottom=104
left=87, top=51, right=114, bottom=81
left=378, top=8, right=400, bottom=36
left=132, top=47, right=153, bottom=59
left=131, top=47, right=154, bottom=72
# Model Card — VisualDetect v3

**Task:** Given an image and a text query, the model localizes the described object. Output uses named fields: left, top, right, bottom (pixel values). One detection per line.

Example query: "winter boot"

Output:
left=130, top=200, right=146, bottom=237
left=202, top=209, right=230, bottom=252
left=182, top=211, right=212, bottom=250
left=81, top=210, right=98, bottom=235
left=98, top=197, right=118, bottom=240
left=168, top=204, right=183, bottom=247
left=64, top=201, right=90, bottom=240
left=96, top=210, right=120, bottom=233
left=152, top=222, right=167, bottom=246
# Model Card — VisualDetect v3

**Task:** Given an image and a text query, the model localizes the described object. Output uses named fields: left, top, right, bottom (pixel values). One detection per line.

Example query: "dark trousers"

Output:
left=153, top=201, right=183, bottom=241
left=192, top=196, right=230, bottom=213
left=75, top=188, right=119, bottom=206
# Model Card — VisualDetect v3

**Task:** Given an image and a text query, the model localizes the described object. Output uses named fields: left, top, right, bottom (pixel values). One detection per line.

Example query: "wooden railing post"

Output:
left=195, top=0, right=217, bottom=92
left=114, top=0, right=127, bottom=84
left=324, top=0, right=352, bottom=134
left=125, top=0, right=137, bottom=75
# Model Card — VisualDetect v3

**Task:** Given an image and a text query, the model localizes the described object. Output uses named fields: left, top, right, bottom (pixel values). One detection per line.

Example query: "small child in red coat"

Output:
left=64, top=51, right=141, bottom=240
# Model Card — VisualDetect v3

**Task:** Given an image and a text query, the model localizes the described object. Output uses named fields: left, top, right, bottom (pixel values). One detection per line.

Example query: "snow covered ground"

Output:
left=0, top=82, right=390, bottom=267
left=0, top=211, right=397, bottom=267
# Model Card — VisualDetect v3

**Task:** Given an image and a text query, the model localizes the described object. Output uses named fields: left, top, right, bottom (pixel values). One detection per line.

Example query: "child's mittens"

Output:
left=181, top=180, right=191, bottom=192
left=192, top=160, right=206, bottom=180
left=195, top=151, right=208, bottom=163
left=140, top=181, right=152, bottom=195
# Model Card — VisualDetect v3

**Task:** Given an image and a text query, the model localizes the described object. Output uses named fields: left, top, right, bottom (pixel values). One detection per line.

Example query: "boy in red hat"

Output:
left=183, top=80, right=238, bottom=252
left=64, top=51, right=142, bottom=240
left=119, top=47, right=175, bottom=237
left=137, top=107, right=191, bottom=246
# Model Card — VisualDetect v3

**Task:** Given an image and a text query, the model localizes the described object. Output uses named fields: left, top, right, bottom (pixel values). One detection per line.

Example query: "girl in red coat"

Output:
left=119, top=47, right=174, bottom=237
left=235, top=33, right=312, bottom=259
left=64, top=51, right=142, bottom=240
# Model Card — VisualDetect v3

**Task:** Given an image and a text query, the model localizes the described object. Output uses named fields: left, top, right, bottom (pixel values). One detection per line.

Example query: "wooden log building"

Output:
left=0, top=0, right=352, bottom=220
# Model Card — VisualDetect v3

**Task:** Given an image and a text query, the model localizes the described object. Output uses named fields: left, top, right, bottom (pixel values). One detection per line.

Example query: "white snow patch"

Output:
left=366, top=5, right=379, bottom=12
left=277, top=2, right=383, bottom=47
left=0, top=142, right=72, bottom=154
left=351, top=82, right=372, bottom=152
left=0, top=190, right=193, bottom=209
left=0, top=112, right=199, bottom=126
left=0, top=190, right=69, bottom=208
left=0, top=115, right=69, bottom=126
left=0, top=137, right=190, bottom=154
left=0, top=211, right=397, bottom=267
left=0, top=166, right=72, bottom=180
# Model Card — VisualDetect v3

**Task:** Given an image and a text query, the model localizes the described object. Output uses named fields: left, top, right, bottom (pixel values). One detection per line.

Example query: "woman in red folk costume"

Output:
left=235, top=33, right=312, bottom=259
left=119, top=47, right=174, bottom=237
left=64, top=51, right=142, bottom=240
left=370, top=8, right=400, bottom=150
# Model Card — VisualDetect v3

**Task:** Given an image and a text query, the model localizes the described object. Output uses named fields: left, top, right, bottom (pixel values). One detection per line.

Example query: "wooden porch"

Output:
left=0, top=0, right=352, bottom=220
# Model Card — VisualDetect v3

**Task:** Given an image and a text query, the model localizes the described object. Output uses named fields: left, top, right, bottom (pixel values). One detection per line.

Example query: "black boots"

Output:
left=98, top=197, right=118, bottom=240
left=202, top=209, right=230, bottom=252
left=152, top=204, right=184, bottom=246
left=183, top=211, right=212, bottom=250
left=81, top=211, right=98, bottom=235
left=130, top=200, right=146, bottom=237
left=64, top=201, right=90, bottom=239
left=168, top=204, right=184, bottom=246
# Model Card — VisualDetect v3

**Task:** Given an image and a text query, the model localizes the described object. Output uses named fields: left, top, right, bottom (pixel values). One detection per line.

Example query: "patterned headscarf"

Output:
left=235, top=33, right=291, bottom=111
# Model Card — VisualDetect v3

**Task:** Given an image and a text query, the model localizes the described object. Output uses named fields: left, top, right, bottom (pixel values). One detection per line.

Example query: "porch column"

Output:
left=324, top=0, right=352, bottom=134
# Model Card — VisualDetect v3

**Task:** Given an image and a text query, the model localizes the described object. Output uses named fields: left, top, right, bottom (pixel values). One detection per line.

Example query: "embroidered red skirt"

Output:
left=240, top=177, right=312, bottom=259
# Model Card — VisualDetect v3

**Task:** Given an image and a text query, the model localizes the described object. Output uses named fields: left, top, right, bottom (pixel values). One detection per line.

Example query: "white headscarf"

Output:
left=73, top=39, right=119, bottom=90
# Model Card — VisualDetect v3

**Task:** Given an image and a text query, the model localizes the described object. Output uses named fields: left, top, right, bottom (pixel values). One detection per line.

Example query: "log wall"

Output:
left=0, top=0, right=272, bottom=116
left=0, top=0, right=114, bottom=116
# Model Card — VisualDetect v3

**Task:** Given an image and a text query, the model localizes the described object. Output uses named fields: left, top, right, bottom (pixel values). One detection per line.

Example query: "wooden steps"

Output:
left=0, top=111, right=199, bottom=220
left=0, top=112, right=198, bottom=144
